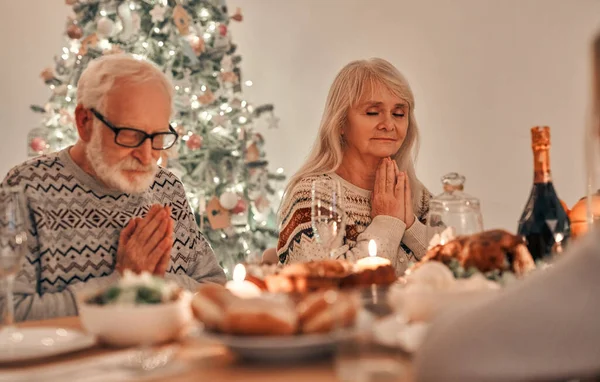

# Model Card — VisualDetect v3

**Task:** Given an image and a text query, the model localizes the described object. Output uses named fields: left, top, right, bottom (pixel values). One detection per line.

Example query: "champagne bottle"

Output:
left=517, top=126, right=570, bottom=260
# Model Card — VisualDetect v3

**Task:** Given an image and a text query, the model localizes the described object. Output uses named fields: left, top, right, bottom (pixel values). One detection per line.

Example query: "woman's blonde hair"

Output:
left=281, top=58, right=427, bottom=212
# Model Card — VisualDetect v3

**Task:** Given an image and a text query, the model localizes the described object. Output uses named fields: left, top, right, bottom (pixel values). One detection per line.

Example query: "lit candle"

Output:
left=552, top=232, right=564, bottom=254
left=225, top=264, right=261, bottom=298
left=355, top=240, right=391, bottom=270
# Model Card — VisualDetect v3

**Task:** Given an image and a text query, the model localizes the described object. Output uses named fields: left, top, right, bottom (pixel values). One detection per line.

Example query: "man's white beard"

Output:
left=85, top=126, right=158, bottom=194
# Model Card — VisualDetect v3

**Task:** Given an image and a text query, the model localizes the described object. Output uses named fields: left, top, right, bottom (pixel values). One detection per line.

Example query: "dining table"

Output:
left=0, top=316, right=415, bottom=382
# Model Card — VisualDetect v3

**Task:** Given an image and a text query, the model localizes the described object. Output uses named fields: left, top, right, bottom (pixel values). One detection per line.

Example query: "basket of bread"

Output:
left=244, top=257, right=398, bottom=295
left=191, top=283, right=360, bottom=362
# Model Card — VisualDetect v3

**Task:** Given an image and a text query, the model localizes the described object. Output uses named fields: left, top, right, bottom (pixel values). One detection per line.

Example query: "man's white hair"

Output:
left=76, top=53, right=173, bottom=113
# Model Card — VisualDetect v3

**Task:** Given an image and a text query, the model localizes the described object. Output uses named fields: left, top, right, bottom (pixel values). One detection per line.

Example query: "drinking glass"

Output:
left=580, top=100, right=600, bottom=238
left=334, top=290, right=408, bottom=382
left=0, top=186, right=29, bottom=333
left=311, top=178, right=346, bottom=258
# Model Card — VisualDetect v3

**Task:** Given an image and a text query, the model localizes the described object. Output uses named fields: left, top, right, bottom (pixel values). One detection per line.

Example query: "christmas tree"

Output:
left=28, top=0, right=285, bottom=277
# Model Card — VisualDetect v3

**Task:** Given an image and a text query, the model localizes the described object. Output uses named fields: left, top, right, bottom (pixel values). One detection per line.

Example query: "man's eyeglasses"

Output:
left=90, top=108, right=178, bottom=150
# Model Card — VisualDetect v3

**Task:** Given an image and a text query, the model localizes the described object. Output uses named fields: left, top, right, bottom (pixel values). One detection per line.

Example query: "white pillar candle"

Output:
left=355, top=240, right=391, bottom=270
left=225, top=264, right=261, bottom=298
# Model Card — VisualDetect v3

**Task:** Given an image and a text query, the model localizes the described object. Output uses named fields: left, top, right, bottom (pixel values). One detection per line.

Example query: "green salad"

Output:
left=86, top=271, right=181, bottom=305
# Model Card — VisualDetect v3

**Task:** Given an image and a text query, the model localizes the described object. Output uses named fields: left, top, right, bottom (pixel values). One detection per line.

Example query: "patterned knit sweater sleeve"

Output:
left=1, top=161, right=118, bottom=321
left=277, top=174, right=431, bottom=275
left=163, top=179, right=226, bottom=289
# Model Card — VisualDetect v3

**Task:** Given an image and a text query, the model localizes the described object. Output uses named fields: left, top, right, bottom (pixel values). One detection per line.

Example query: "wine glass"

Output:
left=575, top=40, right=600, bottom=239
left=0, top=186, right=28, bottom=334
left=580, top=96, right=600, bottom=238
left=311, top=178, right=346, bottom=258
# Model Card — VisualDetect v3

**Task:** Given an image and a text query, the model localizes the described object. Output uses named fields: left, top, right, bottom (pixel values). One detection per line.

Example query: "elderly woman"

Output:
left=277, top=58, right=431, bottom=275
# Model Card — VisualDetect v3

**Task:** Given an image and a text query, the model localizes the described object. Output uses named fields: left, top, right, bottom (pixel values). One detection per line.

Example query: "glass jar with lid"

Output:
left=426, top=173, right=484, bottom=246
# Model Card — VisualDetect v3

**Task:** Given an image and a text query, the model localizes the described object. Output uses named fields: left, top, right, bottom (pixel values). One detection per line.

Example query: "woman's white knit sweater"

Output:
left=277, top=173, right=431, bottom=275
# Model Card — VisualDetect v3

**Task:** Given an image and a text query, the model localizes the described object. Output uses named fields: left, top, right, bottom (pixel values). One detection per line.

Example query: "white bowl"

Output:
left=77, top=291, right=193, bottom=347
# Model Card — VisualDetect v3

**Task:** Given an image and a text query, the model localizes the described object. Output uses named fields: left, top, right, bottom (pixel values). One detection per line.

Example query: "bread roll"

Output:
left=280, top=259, right=352, bottom=278
left=191, top=284, right=237, bottom=330
left=296, top=291, right=358, bottom=334
left=223, top=296, right=298, bottom=336
left=264, top=273, right=340, bottom=294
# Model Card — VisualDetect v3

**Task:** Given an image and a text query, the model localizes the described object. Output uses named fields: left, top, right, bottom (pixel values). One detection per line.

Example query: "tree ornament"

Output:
left=245, top=142, right=260, bottom=163
left=231, top=198, right=247, bottom=214
left=173, top=5, right=192, bottom=35
left=185, top=134, right=203, bottom=150
left=218, top=24, right=228, bottom=36
left=221, top=71, right=238, bottom=84
left=219, top=191, right=239, bottom=210
left=30, top=137, right=47, bottom=153
left=97, top=17, right=115, bottom=38
left=186, top=34, right=205, bottom=55
left=198, top=90, right=215, bottom=105
left=207, top=196, right=231, bottom=230
left=66, top=24, right=83, bottom=39
left=230, top=8, right=243, bottom=22
left=117, top=2, right=134, bottom=41
left=40, top=68, right=55, bottom=82
left=79, top=34, right=99, bottom=55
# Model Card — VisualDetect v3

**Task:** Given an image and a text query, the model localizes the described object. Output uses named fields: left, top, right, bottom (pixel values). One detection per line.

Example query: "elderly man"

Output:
left=1, top=54, right=225, bottom=321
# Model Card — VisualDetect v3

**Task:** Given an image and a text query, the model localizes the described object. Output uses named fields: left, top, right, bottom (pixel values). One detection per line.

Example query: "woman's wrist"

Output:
left=405, top=213, right=416, bottom=228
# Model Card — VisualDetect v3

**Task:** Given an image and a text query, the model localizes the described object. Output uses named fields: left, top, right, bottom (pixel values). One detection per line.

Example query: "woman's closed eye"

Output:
left=366, top=111, right=405, bottom=117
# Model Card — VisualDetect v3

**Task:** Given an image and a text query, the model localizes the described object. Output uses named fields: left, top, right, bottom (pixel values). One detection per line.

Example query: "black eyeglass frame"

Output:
left=89, top=108, right=179, bottom=150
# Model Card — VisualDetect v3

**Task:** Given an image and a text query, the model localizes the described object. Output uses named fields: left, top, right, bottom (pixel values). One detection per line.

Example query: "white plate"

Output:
left=372, top=315, right=430, bottom=354
left=202, top=330, right=352, bottom=362
left=0, top=327, right=96, bottom=363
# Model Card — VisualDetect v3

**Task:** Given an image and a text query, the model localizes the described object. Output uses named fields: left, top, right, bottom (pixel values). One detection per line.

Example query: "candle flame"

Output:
left=368, top=239, right=377, bottom=257
left=233, top=263, right=246, bottom=282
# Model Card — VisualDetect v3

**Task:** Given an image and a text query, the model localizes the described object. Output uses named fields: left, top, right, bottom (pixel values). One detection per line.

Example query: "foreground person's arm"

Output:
left=414, top=233, right=600, bottom=382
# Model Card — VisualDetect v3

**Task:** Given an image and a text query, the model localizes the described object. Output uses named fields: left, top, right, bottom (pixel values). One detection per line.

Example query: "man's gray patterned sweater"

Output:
left=1, top=148, right=225, bottom=321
